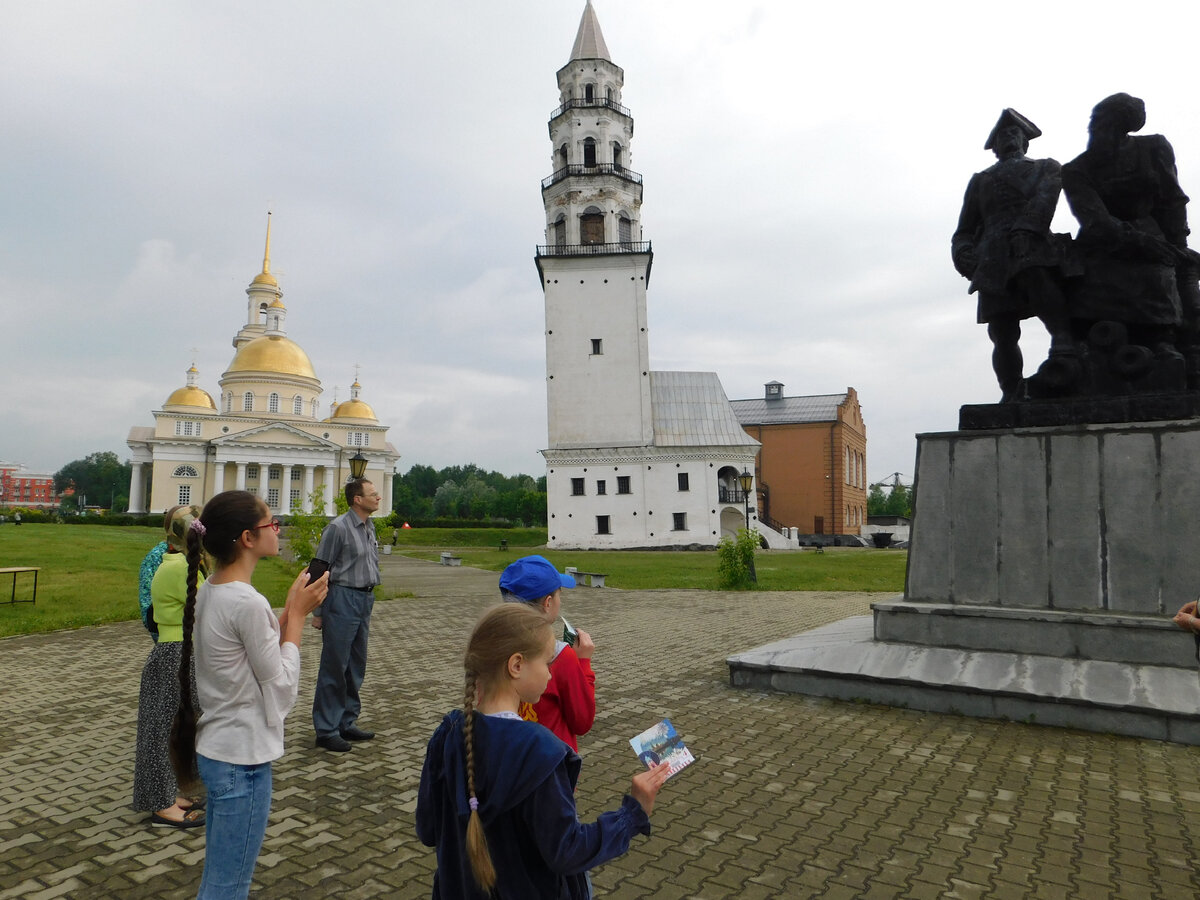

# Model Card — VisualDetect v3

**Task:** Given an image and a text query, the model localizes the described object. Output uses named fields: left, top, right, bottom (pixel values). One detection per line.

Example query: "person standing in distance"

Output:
left=312, top=478, right=382, bottom=752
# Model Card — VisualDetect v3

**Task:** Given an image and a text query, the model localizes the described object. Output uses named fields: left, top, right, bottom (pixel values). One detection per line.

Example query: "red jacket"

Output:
left=524, top=644, right=595, bottom=751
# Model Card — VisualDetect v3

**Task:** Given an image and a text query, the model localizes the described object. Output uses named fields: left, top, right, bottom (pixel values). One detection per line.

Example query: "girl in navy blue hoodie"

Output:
left=417, top=603, right=669, bottom=899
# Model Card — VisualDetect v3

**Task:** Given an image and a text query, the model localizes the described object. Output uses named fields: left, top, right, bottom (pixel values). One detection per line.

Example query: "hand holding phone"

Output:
left=306, top=558, right=331, bottom=582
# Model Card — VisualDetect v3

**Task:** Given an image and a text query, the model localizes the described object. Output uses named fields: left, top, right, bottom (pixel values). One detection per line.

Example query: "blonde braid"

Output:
left=463, top=670, right=496, bottom=891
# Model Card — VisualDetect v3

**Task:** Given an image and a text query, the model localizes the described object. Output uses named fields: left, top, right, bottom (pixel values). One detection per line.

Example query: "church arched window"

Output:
left=582, top=138, right=596, bottom=168
left=243, top=392, right=254, bottom=412
left=554, top=215, right=567, bottom=247
left=293, top=395, right=303, bottom=415
left=268, top=392, right=280, bottom=413
left=173, top=465, right=199, bottom=478
left=311, top=399, right=319, bottom=417
left=618, top=215, right=632, bottom=245
left=612, top=142, right=623, bottom=169
left=584, top=83, right=594, bottom=102
left=223, top=392, right=232, bottom=413
left=558, top=143, right=568, bottom=171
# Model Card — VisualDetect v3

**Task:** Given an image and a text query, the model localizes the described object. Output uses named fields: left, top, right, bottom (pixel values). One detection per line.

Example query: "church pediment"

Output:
left=211, top=422, right=339, bottom=450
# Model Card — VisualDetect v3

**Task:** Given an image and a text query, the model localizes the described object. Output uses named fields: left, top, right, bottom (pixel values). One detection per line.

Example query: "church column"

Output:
left=381, top=467, right=393, bottom=516
left=303, top=465, right=315, bottom=513
left=129, top=462, right=146, bottom=515
left=325, top=468, right=337, bottom=516
left=213, top=460, right=226, bottom=495
left=236, top=462, right=247, bottom=491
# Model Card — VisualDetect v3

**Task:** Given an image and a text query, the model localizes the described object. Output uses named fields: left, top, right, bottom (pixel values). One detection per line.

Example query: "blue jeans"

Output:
left=196, top=754, right=272, bottom=900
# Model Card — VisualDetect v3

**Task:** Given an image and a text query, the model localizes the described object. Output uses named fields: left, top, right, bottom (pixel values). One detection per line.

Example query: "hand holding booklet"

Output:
left=629, top=718, right=695, bottom=778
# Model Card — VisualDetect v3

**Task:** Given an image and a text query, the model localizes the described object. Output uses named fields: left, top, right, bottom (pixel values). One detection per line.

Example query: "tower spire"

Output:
left=570, top=0, right=611, bottom=62
left=261, top=211, right=273, bottom=279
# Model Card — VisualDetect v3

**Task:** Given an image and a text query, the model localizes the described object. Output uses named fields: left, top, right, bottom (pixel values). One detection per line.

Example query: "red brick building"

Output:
left=0, top=463, right=59, bottom=509
left=729, top=384, right=867, bottom=536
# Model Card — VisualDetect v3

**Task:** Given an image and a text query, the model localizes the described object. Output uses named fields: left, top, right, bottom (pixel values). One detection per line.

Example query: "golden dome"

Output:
left=227, top=335, right=317, bottom=379
left=251, top=271, right=279, bottom=287
left=330, top=399, right=378, bottom=421
left=165, top=385, right=217, bottom=410
left=269, top=296, right=286, bottom=308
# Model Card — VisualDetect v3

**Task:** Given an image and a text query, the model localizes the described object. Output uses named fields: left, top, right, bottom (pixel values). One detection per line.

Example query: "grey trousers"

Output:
left=312, top=585, right=373, bottom=738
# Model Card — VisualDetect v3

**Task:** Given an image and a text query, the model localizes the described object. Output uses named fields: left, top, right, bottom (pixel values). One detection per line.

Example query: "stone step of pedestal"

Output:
left=727, top=616, right=1200, bottom=745
left=874, top=600, right=1196, bottom=669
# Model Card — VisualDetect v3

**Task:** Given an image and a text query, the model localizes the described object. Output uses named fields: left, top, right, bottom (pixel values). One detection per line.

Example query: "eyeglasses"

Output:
left=253, top=519, right=281, bottom=534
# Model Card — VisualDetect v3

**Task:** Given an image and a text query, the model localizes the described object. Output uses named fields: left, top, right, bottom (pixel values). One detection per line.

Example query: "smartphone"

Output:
left=306, top=558, right=331, bottom=582
left=561, top=616, right=578, bottom=647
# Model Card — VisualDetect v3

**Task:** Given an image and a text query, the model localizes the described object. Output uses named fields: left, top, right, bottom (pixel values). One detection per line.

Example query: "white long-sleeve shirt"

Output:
left=194, top=580, right=301, bottom=765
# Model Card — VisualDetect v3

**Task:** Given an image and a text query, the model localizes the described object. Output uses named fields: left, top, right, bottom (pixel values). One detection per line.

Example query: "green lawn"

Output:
left=0, top=524, right=907, bottom=638
left=0, top=524, right=300, bottom=639
left=401, top=546, right=907, bottom=592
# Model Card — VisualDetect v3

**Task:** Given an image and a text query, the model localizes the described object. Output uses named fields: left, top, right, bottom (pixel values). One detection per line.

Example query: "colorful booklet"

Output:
left=629, top=718, right=695, bottom=778
left=561, top=615, right=578, bottom=647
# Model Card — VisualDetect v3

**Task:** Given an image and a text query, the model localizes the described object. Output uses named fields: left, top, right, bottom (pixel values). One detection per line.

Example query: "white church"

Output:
left=539, top=3, right=789, bottom=550
left=126, top=217, right=399, bottom=516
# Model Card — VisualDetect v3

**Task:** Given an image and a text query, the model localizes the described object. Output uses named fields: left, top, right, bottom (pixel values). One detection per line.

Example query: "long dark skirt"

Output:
left=132, top=642, right=198, bottom=812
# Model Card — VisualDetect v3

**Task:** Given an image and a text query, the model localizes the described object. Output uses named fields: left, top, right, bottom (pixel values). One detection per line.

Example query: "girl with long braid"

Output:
left=169, top=490, right=328, bottom=900
left=417, top=603, right=670, bottom=899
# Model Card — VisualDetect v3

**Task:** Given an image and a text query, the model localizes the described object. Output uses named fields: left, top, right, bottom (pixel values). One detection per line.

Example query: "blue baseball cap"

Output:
left=499, top=555, right=575, bottom=602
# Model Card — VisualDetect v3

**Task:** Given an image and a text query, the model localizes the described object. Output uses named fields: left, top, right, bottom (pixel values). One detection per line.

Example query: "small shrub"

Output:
left=717, top=528, right=759, bottom=590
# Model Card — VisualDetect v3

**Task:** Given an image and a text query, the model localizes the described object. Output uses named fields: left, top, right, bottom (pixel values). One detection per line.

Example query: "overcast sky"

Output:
left=4, top=1, right=1200, bottom=488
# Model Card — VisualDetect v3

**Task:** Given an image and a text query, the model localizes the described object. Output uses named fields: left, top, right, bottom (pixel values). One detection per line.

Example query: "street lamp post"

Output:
left=737, top=468, right=757, bottom=583
left=348, top=451, right=368, bottom=481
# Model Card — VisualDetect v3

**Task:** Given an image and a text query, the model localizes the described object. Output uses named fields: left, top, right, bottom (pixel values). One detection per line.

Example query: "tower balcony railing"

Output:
left=537, top=240, right=652, bottom=257
left=541, top=163, right=643, bottom=190
left=549, top=96, right=631, bottom=120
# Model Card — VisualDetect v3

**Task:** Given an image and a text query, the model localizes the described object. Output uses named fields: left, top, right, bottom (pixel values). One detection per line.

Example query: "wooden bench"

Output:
left=0, top=566, right=39, bottom=604
left=439, top=552, right=463, bottom=567
left=571, top=571, right=608, bottom=588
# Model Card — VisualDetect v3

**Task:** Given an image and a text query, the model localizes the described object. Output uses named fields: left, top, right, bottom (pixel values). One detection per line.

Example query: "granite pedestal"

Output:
left=729, top=418, right=1200, bottom=743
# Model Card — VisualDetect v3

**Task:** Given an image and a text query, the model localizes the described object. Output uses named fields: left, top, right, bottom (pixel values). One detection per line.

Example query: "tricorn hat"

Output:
left=984, top=108, right=1042, bottom=150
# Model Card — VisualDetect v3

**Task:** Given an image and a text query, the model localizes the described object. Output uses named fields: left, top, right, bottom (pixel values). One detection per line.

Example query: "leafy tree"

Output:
left=868, top=482, right=912, bottom=518
left=288, top=486, right=329, bottom=564
left=54, top=451, right=132, bottom=511
left=867, top=483, right=888, bottom=517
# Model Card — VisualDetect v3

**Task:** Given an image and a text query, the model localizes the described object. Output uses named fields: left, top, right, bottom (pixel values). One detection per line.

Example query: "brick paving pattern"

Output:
left=1, top=554, right=1199, bottom=898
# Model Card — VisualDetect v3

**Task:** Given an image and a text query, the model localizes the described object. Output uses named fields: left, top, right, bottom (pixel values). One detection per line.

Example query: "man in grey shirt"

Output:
left=312, top=479, right=382, bottom=752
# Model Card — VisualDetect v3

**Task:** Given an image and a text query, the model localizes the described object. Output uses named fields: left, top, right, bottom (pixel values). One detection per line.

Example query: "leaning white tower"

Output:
left=537, top=0, right=653, bottom=450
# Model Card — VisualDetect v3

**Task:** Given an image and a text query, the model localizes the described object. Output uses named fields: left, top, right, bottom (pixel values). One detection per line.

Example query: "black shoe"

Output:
left=316, top=734, right=352, bottom=752
left=341, top=726, right=375, bottom=741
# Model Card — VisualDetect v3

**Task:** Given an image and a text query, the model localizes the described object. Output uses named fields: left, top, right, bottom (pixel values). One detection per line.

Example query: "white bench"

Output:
left=572, top=570, right=608, bottom=588
left=440, top=552, right=463, bottom=567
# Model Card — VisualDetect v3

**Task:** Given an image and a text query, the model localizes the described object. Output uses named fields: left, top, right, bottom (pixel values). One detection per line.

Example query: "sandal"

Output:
left=150, top=808, right=206, bottom=829
left=177, top=797, right=206, bottom=812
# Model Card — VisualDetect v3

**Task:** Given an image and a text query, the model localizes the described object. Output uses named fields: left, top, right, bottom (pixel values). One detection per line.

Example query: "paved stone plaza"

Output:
left=2, top=555, right=1199, bottom=898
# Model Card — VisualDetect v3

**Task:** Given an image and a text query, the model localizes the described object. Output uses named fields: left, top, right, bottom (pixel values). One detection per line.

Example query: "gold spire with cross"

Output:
left=252, top=212, right=279, bottom=288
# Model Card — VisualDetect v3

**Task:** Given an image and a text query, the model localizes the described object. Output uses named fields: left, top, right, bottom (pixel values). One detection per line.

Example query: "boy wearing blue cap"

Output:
left=499, top=555, right=595, bottom=751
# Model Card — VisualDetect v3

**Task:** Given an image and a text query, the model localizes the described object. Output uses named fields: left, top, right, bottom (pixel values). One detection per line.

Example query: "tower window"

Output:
left=571, top=478, right=585, bottom=496
left=618, top=216, right=632, bottom=245
left=580, top=211, right=604, bottom=245
left=554, top=216, right=567, bottom=247
left=673, top=513, right=687, bottom=531
left=243, top=392, right=254, bottom=412
left=596, top=479, right=606, bottom=495
left=312, top=399, right=319, bottom=417
left=268, top=392, right=280, bottom=413
left=583, top=138, right=596, bottom=168
left=617, top=476, right=631, bottom=495
left=584, top=83, right=594, bottom=102
left=612, top=142, right=623, bottom=168
left=678, top=473, right=689, bottom=491
left=224, top=392, right=232, bottom=413
left=591, top=338, right=602, bottom=355
left=596, top=515, right=610, bottom=535
left=293, top=396, right=303, bottom=415
left=558, top=144, right=568, bottom=170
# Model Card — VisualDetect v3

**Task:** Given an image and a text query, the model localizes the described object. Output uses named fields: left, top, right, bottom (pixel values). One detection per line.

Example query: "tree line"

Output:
left=42, top=452, right=547, bottom=525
